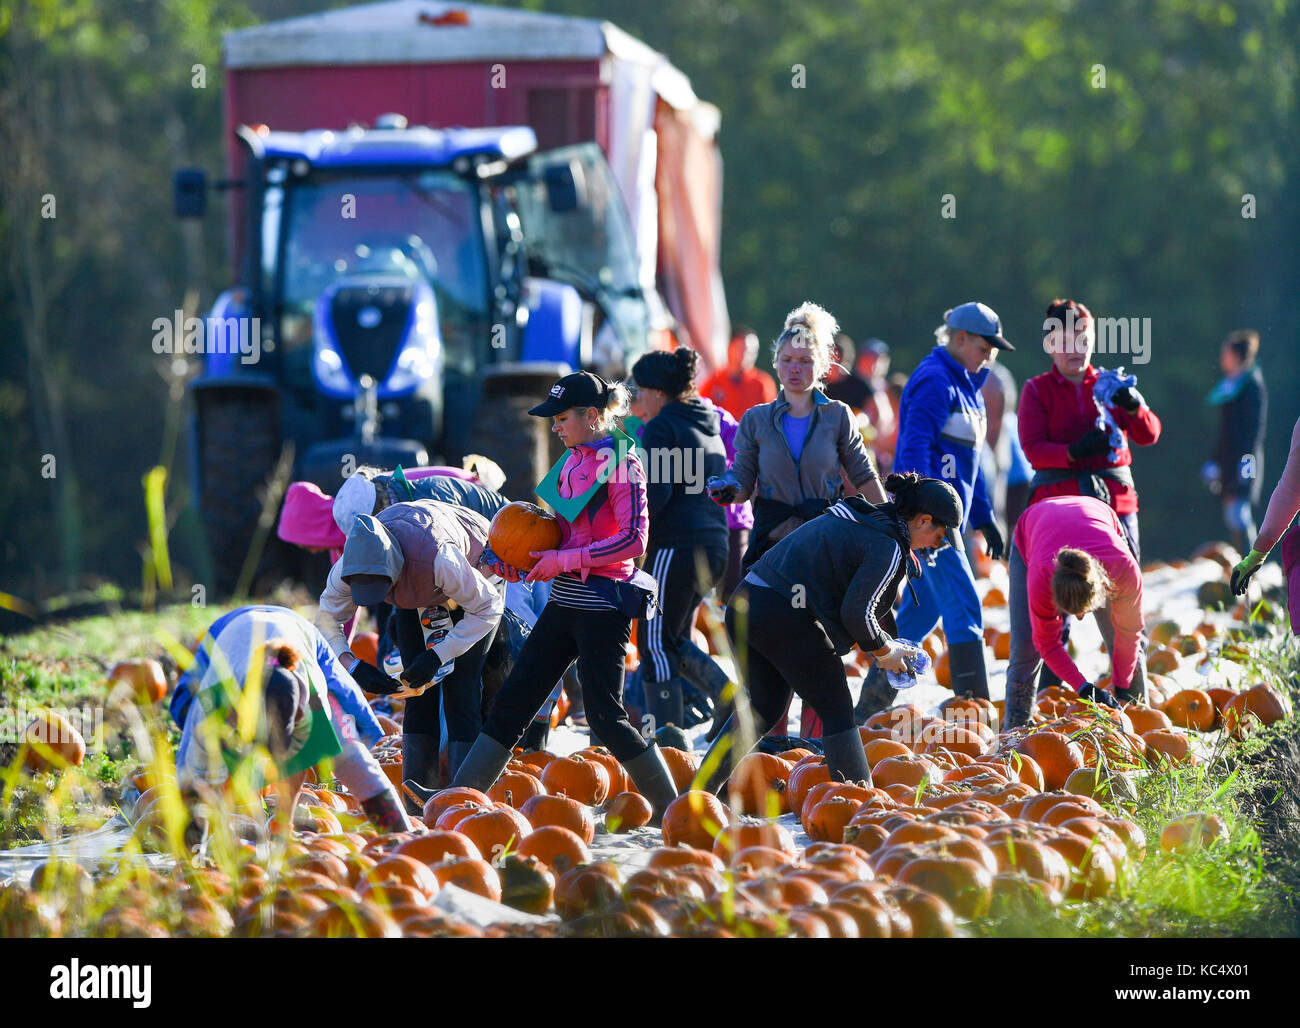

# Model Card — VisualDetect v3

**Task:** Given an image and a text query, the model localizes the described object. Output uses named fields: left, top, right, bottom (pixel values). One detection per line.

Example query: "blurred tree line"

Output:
left=1, top=0, right=1296, bottom=607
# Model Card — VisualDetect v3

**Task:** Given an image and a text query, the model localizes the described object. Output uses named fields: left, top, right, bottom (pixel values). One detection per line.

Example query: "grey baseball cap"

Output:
left=340, top=515, right=403, bottom=605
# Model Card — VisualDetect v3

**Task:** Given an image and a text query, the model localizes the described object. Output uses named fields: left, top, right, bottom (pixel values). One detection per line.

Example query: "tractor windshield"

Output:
left=275, top=170, right=488, bottom=376
left=514, top=143, right=650, bottom=362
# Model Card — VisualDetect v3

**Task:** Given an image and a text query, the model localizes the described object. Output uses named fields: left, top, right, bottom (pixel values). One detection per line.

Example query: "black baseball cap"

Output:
left=528, top=371, right=612, bottom=417
left=913, top=477, right=965, bottom=546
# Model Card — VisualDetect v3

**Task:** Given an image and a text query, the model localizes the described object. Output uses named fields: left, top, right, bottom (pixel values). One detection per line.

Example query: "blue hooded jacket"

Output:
left=893, top=346, right=994, bottom=531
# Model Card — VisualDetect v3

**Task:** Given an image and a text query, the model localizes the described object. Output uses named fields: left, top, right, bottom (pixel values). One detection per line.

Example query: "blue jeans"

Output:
left=895, top=544, right=984, bottom=647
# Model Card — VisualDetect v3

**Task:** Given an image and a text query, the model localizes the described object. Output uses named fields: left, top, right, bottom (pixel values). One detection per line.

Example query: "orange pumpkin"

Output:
left=516, top=825, right=592, bottom=873
left=661, top=791, right=730, bottom=850
left=350, top=632, right=380, bottom=667
left=1222, top=683, right=1291, bottom=739
left=1123, top=704, right=1172, bottom=736
left=576, top=746, right=631, bottom=796
left=1159, top=812, right=1227, bottom=852
left=488, top=769, right=547, bottom=808
left=22, top=711, right=86, bottom=771
left=488, top=502, right=563, bottom=572
left=429, top=858, right=501, bottom=902
left=1142, top=729, right=1197, bottom=767
left=1014, top=730, right=1084, bottom=790
left=726, top=752, right=793, bottom=815
left=712, top=820, right=797, bottom=857
left=109, top=659, right=168, bottom=703
left=540, top=755, right=610, bottom=805
left=394, top=831, right=482, bottom=866
left=1162, top=689, right=1216, bottom=732
left=604, top=792, right=653, bottom=833
left=660, top=747, right=702, bottom=792
left=422, top=787, right=493, bottom=826
left=520, top=793, right=596, bottom=844
left=457, top=807, right=532, bottom=864
left=897, top=856, right=994, bottom=920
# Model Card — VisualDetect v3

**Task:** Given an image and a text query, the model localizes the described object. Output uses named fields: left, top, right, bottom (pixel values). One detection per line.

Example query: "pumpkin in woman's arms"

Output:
left=489, top=502, right=563, bottom=572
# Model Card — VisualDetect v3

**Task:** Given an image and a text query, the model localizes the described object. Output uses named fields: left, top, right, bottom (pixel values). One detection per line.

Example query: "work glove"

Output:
left=479, top=545, right=523, bottom=583
left=872, top=639, right=925, bottom=674
left=1076, top=682, right=1121, bottom=710
left=1230, top=549, right=1267, bottom=595
left=976, top=521, right=1005, bottom=561
left=526, top=549, right=565, bottom=583
left=706, top=475, right=739, bottom=505
left=1110, top=386, right=1144, bottom=412
left=350, top=659, right=403, bottom=696
left=401, top=648, right=443, bottom=691
left=1067, top=428, right=1111, bottom=462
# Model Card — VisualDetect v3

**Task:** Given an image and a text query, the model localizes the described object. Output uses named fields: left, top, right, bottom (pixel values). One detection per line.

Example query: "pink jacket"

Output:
left=554, top=436, right=649, bottom=582
left=1014, top=495, right=1143, bottom=691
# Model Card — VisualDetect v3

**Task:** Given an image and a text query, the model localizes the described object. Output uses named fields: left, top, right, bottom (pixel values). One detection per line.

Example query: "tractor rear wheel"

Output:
left=194, top=384, right=282, bottom=597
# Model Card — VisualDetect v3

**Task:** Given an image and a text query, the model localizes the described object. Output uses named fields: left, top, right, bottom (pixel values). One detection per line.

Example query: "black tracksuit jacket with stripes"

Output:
left=749, top=497, right=914, bottom=655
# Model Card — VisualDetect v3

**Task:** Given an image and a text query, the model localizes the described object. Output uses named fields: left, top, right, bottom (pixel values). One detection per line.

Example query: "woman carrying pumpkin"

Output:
left=699, top=472, right=960, bottom=791
left=1003, top=494, right=1146, bottom=730
left=629, top=346, right=731, bottom=731
left=447, top=371, right=680, bottom=817
left=316, top=498, right=505, bottom=798
left=706, top=302, right=889, bottom=571
left=174, top=604, right=414, bottom=833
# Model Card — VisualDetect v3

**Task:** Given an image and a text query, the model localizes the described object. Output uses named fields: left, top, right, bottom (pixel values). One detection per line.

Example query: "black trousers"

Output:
left=639, top=543, right=727, bottom=685
left=393, top=606, right=497, bottom=745
left=482, top=601, right=647, bottom=762
left=725, top=582, right=855, bottom=737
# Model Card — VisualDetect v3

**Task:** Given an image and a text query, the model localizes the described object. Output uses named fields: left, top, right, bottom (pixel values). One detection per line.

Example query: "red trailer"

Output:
left=223, top=0, right=729, bottom=370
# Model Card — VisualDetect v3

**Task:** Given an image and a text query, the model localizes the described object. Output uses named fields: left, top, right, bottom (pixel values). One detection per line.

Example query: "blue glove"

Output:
left=976, top=522, right=1005, bottom=561
left=1077, top=682, right=1120, bottom=709
left=402, top=649, right=443, bottom=689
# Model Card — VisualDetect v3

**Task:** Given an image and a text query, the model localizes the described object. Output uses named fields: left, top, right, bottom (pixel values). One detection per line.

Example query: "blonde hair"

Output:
left=773, top=302, right=839, bottom=388
left=592, top=382, right=632, bottom=433
left=1051, top=548, right=1113, bottom=616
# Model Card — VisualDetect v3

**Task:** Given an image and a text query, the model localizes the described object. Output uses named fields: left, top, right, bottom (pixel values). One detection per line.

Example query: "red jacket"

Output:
left=1014, top=496, right=1144, bottom=691
left=1019, top=365, right=1161, bottom=514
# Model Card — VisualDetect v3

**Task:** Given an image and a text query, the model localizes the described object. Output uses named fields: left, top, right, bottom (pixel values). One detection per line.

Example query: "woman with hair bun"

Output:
left=697, top=471, right=963, bottom=789
left=708, top=302, right=888, bottom=571
left=630, top=346, right=731, bottom=731
left=1003, top=494, right=1146, bottom=729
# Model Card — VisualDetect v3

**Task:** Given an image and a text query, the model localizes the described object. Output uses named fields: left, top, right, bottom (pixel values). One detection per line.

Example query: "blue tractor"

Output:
left=175, top=116, right=663, bottom=593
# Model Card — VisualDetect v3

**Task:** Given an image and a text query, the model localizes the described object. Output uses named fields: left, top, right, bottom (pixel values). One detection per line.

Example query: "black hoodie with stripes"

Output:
left=747, top=496, right=916, bottom=655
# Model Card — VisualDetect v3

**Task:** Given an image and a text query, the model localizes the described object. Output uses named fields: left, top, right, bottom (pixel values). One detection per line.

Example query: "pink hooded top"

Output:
left=553, top=435, right=649, bottom=582
left=1013, top=495, right=1144, bottom=691
left=277, top=482, right=347, bottom=562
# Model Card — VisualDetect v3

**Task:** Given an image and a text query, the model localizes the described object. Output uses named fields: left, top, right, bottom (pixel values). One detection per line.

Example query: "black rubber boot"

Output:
left=946, top=640, right=991, bottom=700
left=644, top=675, right=685, bottom=733
left=821, top=727, right=873, bottom=785
left=677, top=640, right=731, bottom=700
left=401, top=733, right=440, bottom=815
left=445, top=740, right=475, bottom=782
left=853, top=664, right=897, bottom=725
left=447, top=734, right=513, bottom=792
left=696, top=714, right=752, bottom=796
left=1003, top=676, right=1036, bottom=731
left=621, top=744, right=679, bottom=824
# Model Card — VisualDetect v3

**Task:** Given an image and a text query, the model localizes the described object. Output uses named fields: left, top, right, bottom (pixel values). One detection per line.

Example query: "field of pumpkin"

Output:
left=1, top=547, right=1298, bottom=939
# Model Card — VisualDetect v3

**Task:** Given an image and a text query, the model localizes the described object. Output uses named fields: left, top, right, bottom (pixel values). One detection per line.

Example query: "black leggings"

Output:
left=639, top=544, right=727, bottom=685
left=482, top=601, right=648, bottom=762
left=725, top=582, right=855, bottom=736
left=393, top=606, right=497, bottom=745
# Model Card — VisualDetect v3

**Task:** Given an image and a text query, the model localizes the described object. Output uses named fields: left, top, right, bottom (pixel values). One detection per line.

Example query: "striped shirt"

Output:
left=548, top=573, right=616, bottom=611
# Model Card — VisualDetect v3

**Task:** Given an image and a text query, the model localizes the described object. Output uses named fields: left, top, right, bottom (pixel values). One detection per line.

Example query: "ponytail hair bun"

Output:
left=632, top=348, right=698, bottom=400
left=773, top=301, right=839, bottom=387
left=1051, top=547, right=1113, bottom=616
left=884, top=471, right=922, bottom=498
left=265, top=640, right=302, bottom=672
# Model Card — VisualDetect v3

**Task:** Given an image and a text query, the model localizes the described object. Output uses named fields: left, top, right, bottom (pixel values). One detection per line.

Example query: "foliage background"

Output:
left=1, top=0, right=1296, bottom=603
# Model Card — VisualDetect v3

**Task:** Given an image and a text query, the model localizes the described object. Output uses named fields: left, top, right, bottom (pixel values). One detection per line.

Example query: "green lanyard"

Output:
left=536, top=427, right=638, bottom=523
